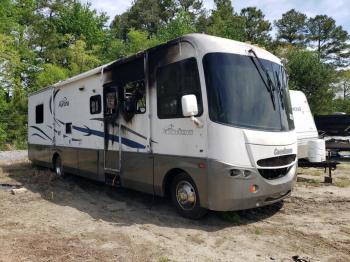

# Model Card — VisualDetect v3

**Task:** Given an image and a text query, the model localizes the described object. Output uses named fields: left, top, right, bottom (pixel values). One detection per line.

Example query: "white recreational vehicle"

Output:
left=290, top=90, right=326, bottom=162
left=28, top=34, right=297, bottom=218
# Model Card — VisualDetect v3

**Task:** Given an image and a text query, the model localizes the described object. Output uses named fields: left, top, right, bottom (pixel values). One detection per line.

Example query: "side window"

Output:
left=123, top=80, right=146, bottom=114
left=156, top=58, right=202, bottom=119
left=90, top=95, right=101, bottom=114
left=35, top=104, right=44, bottom=124
left=66, top=123, right=72, bottom=134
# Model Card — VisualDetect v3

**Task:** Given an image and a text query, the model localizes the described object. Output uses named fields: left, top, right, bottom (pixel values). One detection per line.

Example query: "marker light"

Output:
left=198, top=163, right=206, bottom=169
left=249, top=184, right=258, bottom=193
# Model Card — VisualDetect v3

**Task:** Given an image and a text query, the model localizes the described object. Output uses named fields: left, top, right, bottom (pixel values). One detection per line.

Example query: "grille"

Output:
left=257, top=154, right=296, bottom=167
left=258, top=166, right=291, bottom=180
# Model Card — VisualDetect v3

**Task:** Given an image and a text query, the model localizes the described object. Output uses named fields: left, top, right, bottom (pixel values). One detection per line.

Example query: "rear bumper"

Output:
left=205, top=160, right=297, bottom=211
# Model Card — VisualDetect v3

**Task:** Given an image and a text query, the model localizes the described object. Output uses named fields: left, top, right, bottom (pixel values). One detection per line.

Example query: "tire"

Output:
left=54, top=155, right=65, bottom=178
left=171, top=172, right=208, bottom=219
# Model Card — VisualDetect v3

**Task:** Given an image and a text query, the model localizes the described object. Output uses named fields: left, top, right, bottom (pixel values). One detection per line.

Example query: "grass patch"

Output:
left=298, top=168, right=323, bottom=176
left=221, top=212, right=241, bottom=224
left=159, top=257, right=172, bottom=262
left=254, top=228, right=262, bottom=235
left=335, top=177, right=350, bottom=188
left=297, top=176, right=321, bottom=186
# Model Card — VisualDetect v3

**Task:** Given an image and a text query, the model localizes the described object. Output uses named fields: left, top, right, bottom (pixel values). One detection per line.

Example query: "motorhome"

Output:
left=290, top=90, right=326, bottom=162
left=28, top=34, right=297, bottom=219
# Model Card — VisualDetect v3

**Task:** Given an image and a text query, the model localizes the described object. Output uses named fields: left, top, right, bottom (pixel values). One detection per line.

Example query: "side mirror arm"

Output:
left=191, top=116, right=203, bottom=128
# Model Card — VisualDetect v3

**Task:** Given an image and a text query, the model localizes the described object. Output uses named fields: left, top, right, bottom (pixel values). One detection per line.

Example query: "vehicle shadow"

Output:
left=3, top=161, right=284, bottom=232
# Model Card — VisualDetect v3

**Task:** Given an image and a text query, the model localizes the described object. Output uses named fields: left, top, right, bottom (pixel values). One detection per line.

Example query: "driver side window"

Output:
left=156, top=57, right=203, bottom=119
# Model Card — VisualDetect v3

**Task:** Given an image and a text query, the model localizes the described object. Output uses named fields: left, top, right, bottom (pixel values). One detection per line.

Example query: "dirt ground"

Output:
left=0, top=155, right=350, bottom=262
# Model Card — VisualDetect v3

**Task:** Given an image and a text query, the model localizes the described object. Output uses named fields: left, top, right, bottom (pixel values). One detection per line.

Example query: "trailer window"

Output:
left=66, top=123, right=72, bottom=134
left=35, top=104, right=44, bottom=124
left=90, top=95, right=101, bottom=114
left=156, top=58, right=203, bottom=119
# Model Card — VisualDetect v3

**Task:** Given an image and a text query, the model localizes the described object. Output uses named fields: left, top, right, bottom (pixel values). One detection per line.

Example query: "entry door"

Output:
left=103, top=56, right=154, bottom=194
left=103, top=86, right=121, bottom=173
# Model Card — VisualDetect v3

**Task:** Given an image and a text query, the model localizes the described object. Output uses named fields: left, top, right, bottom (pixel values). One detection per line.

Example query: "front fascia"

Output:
left=207, top=122, right=297, bottom=168
left=206, top=122, right=297, bottom=211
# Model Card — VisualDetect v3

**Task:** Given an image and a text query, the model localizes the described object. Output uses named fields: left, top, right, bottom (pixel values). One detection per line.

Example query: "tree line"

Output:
left=0, top=0, right=349, bottom=149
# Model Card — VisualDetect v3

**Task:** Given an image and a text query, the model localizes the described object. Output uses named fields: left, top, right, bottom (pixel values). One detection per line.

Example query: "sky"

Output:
left=82, top=0, right=350, bottom=33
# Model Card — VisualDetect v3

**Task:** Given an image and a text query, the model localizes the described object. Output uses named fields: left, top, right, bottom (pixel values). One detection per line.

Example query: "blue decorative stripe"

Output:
left=73, top=126, right=145, bottom=149
left=89, top=118, right=158, bottom=144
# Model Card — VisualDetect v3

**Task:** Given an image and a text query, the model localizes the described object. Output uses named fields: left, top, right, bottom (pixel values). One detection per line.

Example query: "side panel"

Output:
left=149, top=41, right=208, bottom=199
left=122, top=152, right=154, bottom=193
left=28, top=144, right=52, bottom=168
left=53, top=74, right=104, bottom=176
left=28, top=88, right=54, bottom=164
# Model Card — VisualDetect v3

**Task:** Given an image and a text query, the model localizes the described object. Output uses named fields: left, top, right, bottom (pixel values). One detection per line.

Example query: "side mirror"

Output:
left=181, top=94, right=198, bottom=117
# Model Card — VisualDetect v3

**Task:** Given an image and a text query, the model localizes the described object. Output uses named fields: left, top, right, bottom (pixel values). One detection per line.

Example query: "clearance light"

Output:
left=198, top=163, right=206, bottom=169
left=249, top=184, right=258, bottom=193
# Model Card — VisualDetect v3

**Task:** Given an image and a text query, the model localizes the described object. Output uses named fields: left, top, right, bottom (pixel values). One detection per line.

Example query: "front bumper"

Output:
left=205, top=160, right=297, bottom=211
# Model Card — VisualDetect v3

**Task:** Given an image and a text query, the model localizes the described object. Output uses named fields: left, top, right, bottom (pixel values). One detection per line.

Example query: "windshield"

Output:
left=203, top=53, right=294, bottom=131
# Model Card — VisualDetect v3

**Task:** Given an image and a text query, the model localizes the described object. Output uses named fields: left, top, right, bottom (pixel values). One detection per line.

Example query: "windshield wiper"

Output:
left=248, top=49, right=276, bottom=110
left=275, top=70, right=285, bottom=109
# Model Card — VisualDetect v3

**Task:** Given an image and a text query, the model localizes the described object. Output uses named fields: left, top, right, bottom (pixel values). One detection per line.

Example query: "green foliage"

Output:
left=336, top=70, right=350, bottom=99
left=55, top=1, right=108, bottom=48
left=157, top=10, right=196, bottom=42
left=67, top=39, right=101, bottom=75
left=124, top=30, right=160, bottom=55
left=35, top=64, right=68, bottom=90
left=240, top=7, right=272, bottom=46
left=285, top=48, right=336, bottom=114
left=332, top=99, right=350, bottom=114
left=111, top=0, right=168, bottom=39
left=206, top=0, right=246, bottom=41
left=307, top=15, right=349, bottom=66
left=274, top=9, right=307, bottom=45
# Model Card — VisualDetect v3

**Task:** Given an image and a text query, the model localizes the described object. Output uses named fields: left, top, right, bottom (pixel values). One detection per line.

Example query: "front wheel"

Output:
left=171, top=173, right=208, bottom=219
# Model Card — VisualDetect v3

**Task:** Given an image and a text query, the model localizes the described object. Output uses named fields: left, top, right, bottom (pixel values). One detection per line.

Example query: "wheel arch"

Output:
left=162, top=168, right=189, bottom=198
left=52, top=152, right=60, bottom=169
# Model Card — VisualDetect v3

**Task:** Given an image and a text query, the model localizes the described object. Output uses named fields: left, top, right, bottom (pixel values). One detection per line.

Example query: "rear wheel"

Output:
left=54, top=155, right=65, bottom=178
left=171, top=173, right=208, bottom=219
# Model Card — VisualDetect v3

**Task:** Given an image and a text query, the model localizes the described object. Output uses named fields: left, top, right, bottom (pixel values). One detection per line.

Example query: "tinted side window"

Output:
left=66, top=123, right=72, bottom=134
left=35, top=104, right=44, bottom=124
left=123, top=80, right=146, bottom=114
left=156, top=58, right=202, bottom=119
left=90, top=95, right=101, bottom=114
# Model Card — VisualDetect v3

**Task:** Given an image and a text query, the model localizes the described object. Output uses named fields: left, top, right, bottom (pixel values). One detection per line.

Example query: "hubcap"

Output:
left=176, top=181, right=196, bottom=210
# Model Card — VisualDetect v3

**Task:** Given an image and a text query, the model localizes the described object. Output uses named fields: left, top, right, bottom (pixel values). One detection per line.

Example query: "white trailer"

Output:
left=290, top=90, right=326, bottom=162
left=28, top=34, right=297, bottom=218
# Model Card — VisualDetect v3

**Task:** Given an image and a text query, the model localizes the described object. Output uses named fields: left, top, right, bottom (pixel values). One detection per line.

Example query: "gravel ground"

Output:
left=0, top=150, right=28, bottom=162
left=0, top=153, right=350, bottom=261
